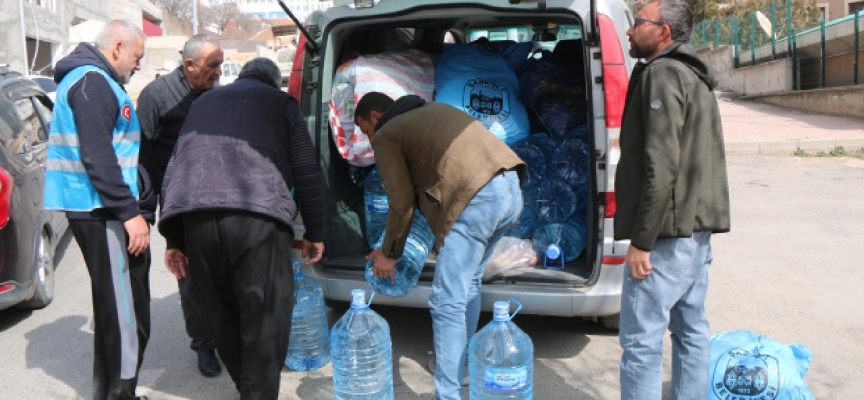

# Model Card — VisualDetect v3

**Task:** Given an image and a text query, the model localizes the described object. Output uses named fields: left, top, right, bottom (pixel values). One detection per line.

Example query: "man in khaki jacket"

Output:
left=356, top=93, right=525, bottom=400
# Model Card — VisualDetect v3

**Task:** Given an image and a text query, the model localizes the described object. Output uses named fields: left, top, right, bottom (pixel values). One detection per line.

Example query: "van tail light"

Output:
left=603, top=191, right=616, bottom=218
left=287, top=34, right=307, bottom=102
left=602, top=256, right=625, bottom=265
left=597, top=13, right=629, bottom=129
left=0, top=166, right=12, bottom=230
left=0, top=283, right=15, bottom=294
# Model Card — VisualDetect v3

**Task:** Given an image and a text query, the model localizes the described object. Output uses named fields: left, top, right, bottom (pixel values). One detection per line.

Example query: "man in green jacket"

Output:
left=615, top=1, right=730, bottom=399
left=356, top=93, right=525, bottom=400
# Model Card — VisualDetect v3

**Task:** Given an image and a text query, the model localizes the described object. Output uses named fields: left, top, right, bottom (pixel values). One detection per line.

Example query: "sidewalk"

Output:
left=719, top=100, right=864, bottom=155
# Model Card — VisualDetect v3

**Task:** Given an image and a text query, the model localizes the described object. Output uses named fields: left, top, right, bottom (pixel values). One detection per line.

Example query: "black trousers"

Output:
left=70, top=220, right=151, bottom=400
left=181, top=211, right=295, bottom=400
left=177, top=275, right=216, bottom=352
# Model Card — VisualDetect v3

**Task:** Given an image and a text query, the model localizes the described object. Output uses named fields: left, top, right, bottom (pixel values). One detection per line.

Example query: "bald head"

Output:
left=94, top=20, right=146, bottom=84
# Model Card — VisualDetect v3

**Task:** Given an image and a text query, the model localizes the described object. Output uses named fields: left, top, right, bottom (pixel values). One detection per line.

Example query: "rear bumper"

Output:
left=300, top=258, right=624, bottom=318
left=0, top=281, right=28, bottom=310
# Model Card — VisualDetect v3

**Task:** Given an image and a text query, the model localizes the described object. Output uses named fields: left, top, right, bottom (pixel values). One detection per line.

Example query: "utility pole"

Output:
left=18, top=0, right=28, bottom=74
left=193, top=0, right=198, bottom=34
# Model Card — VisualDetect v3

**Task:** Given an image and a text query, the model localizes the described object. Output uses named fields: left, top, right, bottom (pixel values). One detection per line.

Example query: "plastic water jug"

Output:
left=364, top=167, right=389, bottom=248
left=285, top=260, right=331, bottom=371
left=550, top=139, right=591, bottom=188
left=331, top=289, right=394, bottom=400
left=469, top=300, right=534, bottom=400
left=511, top=140, right=546, bottom=188
left=365, top=211, right=435, bottom=297
left=530, top=179, right=576, bottom=224
left=532, top=221, right=586, bottom=269
left=525, top=133, right=558, bottom=161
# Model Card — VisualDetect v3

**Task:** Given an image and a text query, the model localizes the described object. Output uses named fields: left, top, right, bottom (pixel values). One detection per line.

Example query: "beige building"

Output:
left=815, top=0, right=864, bottom=21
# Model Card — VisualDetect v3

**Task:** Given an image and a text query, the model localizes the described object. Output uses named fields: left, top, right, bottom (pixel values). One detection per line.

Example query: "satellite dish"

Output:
left=755, top=11, right=774, bottom=38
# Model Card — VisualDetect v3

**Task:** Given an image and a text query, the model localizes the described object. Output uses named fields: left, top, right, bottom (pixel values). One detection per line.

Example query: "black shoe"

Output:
left=134, top=397, right=148, bottom=400
left=197, top=349, right=222, bottom=377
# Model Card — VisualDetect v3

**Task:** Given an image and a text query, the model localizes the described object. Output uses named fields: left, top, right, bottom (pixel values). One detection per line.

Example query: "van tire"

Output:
left=18, top=228, right=55, bottom=310
left=599, top=314, right=620, bottom=330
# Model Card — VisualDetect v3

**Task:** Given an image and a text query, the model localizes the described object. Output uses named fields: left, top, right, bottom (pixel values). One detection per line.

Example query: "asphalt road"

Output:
left=2, top=154, right=863, bottom=399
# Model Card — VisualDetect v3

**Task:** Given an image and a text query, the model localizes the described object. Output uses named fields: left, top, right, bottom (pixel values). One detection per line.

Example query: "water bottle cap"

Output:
left=350, top=289, right=373, bottom=308
left=546, top=243, right=562, bottom=259
left=493, top=300, right=523, bottom=321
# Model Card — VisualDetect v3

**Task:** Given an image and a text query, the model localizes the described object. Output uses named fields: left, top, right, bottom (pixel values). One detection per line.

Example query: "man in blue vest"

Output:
left=44, top=19, right=151, bottom=400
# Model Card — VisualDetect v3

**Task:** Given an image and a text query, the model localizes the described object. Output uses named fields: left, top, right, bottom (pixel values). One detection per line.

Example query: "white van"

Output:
left=287, top=0, right=636, bottom=329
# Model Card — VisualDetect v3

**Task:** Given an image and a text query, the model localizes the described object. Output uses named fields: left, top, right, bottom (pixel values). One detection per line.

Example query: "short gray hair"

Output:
left=182, top=34, right=221, bottom=60
left=653, top=0, right=694, bottom=42
left=240, top=57, right=281, bottom=87
left=94, top=20, right=146, bottom=50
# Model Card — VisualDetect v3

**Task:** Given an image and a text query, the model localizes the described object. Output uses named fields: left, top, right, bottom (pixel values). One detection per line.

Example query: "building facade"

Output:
left=239, top=0, right=333, bottom=21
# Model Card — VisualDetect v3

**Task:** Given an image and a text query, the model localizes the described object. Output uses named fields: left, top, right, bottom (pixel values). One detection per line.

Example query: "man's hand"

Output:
left=626, top=244, right=652, bottom=280
left=366, top=248, right=397, bottom=284
left=165, top=249, right=188, bottom=279
left=302, top=240, right=325, bottom=265
left=124, top=215, right=150, bottom=256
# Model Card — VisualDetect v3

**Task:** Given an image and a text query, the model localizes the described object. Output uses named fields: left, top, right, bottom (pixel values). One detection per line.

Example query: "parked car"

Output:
left=287, top=0, right=636, bottom=328
left=0, top=65, right=67, bottom=310
left=27, top=75, right=57, bottom=103
left=219, top=61, right=242, bottom=86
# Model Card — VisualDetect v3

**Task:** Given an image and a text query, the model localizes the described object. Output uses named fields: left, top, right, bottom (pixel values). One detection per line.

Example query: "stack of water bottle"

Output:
left=508, top=125, right=590, bottom=269
left=363, top=167, right=436, bottom=297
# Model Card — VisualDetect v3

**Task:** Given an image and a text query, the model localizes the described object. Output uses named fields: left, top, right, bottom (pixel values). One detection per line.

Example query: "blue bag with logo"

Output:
left=434, top=44, right=530, bottom=146
left=708, top=330, right=814, bottom=400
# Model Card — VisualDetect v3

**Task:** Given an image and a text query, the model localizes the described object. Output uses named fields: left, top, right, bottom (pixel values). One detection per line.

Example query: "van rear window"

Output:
left=468, top=25, right=582, bottom=51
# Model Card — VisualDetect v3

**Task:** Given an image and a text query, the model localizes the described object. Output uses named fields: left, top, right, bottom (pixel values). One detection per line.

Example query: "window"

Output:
left=850, top=1, right=864, bottom=14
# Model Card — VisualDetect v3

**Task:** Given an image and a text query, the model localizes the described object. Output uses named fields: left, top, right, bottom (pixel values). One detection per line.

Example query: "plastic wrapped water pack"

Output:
left=328, top=49, right=435, bottom=167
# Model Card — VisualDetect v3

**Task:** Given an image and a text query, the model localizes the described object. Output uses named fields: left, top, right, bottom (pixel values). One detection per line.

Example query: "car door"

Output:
left=28, top=93, right=66, bottom=235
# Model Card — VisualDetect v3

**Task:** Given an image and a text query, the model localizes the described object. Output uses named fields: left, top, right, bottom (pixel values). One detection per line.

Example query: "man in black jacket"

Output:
left=616, top=1, right=730, bottom=399
left=44, top=20, right=151, bottom=400
left=137, top=34, right=224, bottom=378
left=158, top=58, right=325, bottom=400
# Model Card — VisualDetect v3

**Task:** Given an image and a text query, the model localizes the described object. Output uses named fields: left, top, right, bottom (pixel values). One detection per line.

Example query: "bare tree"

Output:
left=152, top=0, right=194, bottom=20
left=201, top=0, right=244, bottom=33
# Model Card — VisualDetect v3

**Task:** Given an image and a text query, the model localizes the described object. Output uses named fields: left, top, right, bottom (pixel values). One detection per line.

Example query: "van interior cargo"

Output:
left=312, top=10, right=601, bottom=288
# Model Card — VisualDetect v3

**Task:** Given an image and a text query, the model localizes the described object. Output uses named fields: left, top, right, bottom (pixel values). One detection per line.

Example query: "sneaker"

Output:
left=426, top=355, right=469, bottom=386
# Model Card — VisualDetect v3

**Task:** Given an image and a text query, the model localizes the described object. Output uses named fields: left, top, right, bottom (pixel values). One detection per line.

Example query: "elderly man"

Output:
left=136, top=34, right=224, bottom=378
left=616, top=1, right=730, bottom=399
left=158, top=58, right=325, bottom=400
left=44, top=20, right=151, bottom=400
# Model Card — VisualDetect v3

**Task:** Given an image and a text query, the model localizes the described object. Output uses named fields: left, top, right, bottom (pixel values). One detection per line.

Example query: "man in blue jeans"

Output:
left=355, top=92, right=525, bottom=400
left=615, top=1, right=730, bottom=399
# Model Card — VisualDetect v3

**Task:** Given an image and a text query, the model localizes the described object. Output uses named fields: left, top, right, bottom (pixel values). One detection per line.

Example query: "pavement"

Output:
left=718, top=99, right=864, bottom=155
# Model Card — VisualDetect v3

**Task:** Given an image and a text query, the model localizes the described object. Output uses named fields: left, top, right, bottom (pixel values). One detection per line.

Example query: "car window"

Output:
left=0, top=97, right=26, bottom=154
left=31, top=97, right=51, bottom=142
left=468, top=25, right=582, bottom=52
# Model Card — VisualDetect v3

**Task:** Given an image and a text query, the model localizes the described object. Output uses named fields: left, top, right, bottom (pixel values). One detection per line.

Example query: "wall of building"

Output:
left=161, top=12, right=193, bottom=36
left=697, top=45, right=793, bottom=95
left=800, top=49, right=864, bottom=89
left=746, top=85, right=864, bottom=119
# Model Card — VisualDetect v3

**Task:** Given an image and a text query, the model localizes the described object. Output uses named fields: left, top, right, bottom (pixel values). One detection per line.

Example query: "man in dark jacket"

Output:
left=43, top=20, right=151, bottom=400
left=137, top=34, right=224, bottom=378
left=356, top=93, right=525, bottom=400
left=158, top=58, right=325, bottom=400
left=614, top=1, right=730, bottom=399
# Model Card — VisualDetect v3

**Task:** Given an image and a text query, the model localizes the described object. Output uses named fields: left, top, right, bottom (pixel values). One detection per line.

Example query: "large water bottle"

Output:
left=525, top=133, right=558, bottom=161
left=285, top=260, right=330, bottom=371
left=510, top=140, right=546, bottom=188
left=364, top=167, right=389, bottom=248
left=365, top=211, right=435, bottom=297
left=331, top=289, right=394, bottom=400
left=549, top=139, right=591, bottom=188
left=532, top=222, right=587, bottom=269
left=469, top=300, right=534, bottom=400
left=530, top=179, right=576, bottom=224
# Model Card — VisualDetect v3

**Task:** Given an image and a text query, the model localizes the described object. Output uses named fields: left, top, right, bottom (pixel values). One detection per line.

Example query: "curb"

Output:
left=725, top=138, right=864, bottom=155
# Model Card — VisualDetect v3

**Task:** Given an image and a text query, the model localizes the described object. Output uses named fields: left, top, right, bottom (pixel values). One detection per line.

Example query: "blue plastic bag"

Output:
left=708, top=330, right=815, bottom=400
left=434, top=44, right=530, bottom=146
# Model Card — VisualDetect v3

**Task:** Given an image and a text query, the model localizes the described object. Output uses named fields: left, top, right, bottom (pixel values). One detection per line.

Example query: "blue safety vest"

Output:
left=44, top=65, right=140, bottom=211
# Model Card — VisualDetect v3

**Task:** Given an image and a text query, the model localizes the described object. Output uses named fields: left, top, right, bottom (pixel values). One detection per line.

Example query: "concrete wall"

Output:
left=697, top=46, right=793, bottom=96
left=800, top=49, right=864, bottom=89
left=161, top=13, right=193, bottom=36
left=745, top=86, right=864, bottom=119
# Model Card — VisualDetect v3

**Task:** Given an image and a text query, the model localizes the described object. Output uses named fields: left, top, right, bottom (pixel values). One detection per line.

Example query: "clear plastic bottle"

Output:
left=469, top=300, right=534, bottom=400
left=365, top=211, right=435, bottom=297
left=510, top=140, right=546, bottom=188
left=550, top=139, right=591, bottom=188
left=532, top=222, right=587, bottom=269
left=285, top=260, right=331, bottom=371
left=530, top=179, right=576, bottom=224
left=364, top=167, right=389, bottom=248
left=331, top=289, right=394, bottom=400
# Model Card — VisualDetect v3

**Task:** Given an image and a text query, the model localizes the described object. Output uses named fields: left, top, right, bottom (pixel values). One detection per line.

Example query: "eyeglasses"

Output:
left=632, top=17, right=665, bottom=28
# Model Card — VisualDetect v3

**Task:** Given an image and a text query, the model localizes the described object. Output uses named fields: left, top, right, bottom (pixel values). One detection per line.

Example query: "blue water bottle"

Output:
left=532, top=222, right=587, bottom=269
left=531, top=179, right=576, bottom=224
left=550, top=139, right=591, bottom=188
left=331, top=289, right=394, bottom=400
left=285, top=260, right=330, bottom=371
left=469, top=300, right=534, bottom=400
left=364, top=167, right=389, bottom=248
left=365, top=211, right=435, bottom=297
left=510, top=140, right=546, bottom=188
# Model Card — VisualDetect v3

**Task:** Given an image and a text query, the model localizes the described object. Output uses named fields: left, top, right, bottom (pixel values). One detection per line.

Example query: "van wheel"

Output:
left=599, top=314, right=620, bottom=330
left=19, top=229, right=55, bottom=309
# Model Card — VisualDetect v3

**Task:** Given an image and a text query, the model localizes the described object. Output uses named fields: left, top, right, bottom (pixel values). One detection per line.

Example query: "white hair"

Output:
left=94, top=20, right=146, bottom=50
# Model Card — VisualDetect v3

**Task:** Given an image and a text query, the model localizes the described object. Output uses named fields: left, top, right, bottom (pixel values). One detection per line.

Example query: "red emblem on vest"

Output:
left=121, top=104, right=132, bottom=121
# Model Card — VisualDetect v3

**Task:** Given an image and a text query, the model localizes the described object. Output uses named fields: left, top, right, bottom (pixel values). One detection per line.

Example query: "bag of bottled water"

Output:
left=331, top=289, right=393, bottom=400
left=365, top=211, right=435, bottom=297
left=469, top=300, right=534, bottom=400
left=285, top=260, right=330, bottom=371
left=364, top=167, right=389, bottom=248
